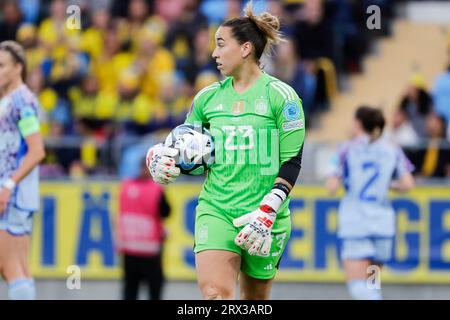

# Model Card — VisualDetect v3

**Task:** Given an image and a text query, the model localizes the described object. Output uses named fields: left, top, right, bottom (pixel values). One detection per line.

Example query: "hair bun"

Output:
left=258, top=12, right=280, bottom=32
left=244, top=3, right=282, bottom=47
left=222, top=2, right=283, bottom=61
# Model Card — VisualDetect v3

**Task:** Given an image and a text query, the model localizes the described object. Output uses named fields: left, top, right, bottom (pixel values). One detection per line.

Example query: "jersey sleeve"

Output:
left=327, top=142, right=349, bottom=178
left=185, top=100, right=206, bottom=125
left=184, top=82, right=220, bottom=127
left=11, top=90, right=41, bottom=138
left=268, top=80, right=306, bottom=186
left=269, top=81, right=305, bottom=163
left=393, top=147, right=415, bottom=179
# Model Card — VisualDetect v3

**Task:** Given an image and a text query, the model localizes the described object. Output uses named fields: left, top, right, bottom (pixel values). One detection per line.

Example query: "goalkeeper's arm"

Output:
left=233, top=142, right=304, bottom=256
left=249, top=139, right=304, bottom=222
left=273, top=144, right=304, bottom=195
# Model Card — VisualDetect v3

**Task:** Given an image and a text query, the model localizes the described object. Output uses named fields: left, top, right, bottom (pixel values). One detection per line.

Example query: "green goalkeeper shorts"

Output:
left=193, top=208, right=291, bottom=280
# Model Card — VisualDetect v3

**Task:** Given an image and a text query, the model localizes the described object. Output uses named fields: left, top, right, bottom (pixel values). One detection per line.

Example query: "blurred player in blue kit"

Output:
left=326, top=106, right=415, bottom=300
left=0, top=41, right=45, bottom=299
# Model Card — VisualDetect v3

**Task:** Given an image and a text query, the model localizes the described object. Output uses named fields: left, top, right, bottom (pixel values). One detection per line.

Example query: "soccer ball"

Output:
left=164, top=124, right=215, bottom=175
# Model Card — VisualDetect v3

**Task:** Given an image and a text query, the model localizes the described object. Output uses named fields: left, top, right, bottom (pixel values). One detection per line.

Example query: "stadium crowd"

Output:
left=389, top=66, right=450, bottom=179
left=1, top=0, right=448, bottom=178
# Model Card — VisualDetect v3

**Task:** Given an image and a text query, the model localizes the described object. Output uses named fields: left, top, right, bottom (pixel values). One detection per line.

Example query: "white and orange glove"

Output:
left=146, top=143, right=180, bottom=185
left=233, top=189, right=287, bottom=256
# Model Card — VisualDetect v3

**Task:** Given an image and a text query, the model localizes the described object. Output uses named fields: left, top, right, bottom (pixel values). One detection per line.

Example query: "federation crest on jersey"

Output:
left=232, top=100, right=245, bottom=115
left=283, top=101, right=300, bottom=121
left=254, top=98, right=268, bottom=115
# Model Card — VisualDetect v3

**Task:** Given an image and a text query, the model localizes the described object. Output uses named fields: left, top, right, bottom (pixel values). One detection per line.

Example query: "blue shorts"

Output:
left=341, top=237, right=393, bottom=263
left=0, top=205, right=34, bottom=236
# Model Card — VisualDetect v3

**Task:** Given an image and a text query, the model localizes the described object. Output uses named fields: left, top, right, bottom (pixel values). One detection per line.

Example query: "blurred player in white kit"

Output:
left=327, top=106, right=415, bottom=300
left=0, top=41, right=45, bottom=300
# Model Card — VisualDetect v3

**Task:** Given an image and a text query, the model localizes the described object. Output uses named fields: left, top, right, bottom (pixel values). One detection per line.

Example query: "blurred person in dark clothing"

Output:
left=293, top=0, right=334, bottom=62
left=111, top=0, right=153, bottom=19
left=399, top=75, right=433, bottom=140
left=272, top=39, right=316, bottom=123
left=0, top=0, right=23, bottom=42
left=178, top=26, right=219, bottom=85
left=407, top=113, right=450, bottom=178
left=267, top=0, right=296, bottom=37
left=116, top=158, right=171, bottom=300
left=164, top=0, right=208, bottom=63
left=332, top=0, right=368, bottom=74
left=293, top=0, right=335, bottom=112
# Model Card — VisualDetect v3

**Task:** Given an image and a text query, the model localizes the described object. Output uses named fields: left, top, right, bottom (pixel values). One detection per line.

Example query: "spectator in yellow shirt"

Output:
left=37, top=0, right=80, bottom=54
left=41, top=36, right=89, bottom=95
left=81, top=8, right=112, bottom=60
left=91, top=27, right=134, bottom=93
left=116, top=70, right=166, bottom=136
left=16, top=24, right=47, bottom=75
left=134, top=28, right=175, bottom=99
left=68, top=74, right=118, bottom=139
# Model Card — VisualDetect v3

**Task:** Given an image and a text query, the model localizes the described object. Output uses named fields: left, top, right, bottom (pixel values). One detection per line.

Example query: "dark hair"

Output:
left=417, top=89, right=433, bottom=115
left=0, top=40, right=27, bottom=81
left=355, top=106, right=386, bottom=135
left=428, top=113, right=447, bottom=139
left=437, top=114, right=447, bottom=139
left=399, top=88, right=432, bottom=115
left=222, top=2, right=282, bottom=63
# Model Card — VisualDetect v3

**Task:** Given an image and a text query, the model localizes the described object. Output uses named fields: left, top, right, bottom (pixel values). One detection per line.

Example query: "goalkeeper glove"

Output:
left=146, top=143, right=180, bottom=185
left=233, top=188, right=287, bottom=256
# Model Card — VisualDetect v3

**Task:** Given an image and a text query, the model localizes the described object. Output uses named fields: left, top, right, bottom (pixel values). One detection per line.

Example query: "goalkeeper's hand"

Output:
left=146, top=143, right=180, bottom=185
left=232, top=189, right=287, bottom=256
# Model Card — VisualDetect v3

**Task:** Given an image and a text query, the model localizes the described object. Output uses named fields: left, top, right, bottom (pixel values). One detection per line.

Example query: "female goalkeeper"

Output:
left=147, top=4, right=305, bottom=300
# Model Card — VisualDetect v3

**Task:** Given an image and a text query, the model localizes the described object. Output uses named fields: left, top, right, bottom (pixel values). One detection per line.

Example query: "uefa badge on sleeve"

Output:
left=283, top=101, right=300, bottom=121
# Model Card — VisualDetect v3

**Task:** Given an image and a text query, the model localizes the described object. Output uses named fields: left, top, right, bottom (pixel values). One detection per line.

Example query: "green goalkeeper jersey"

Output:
left=185, top=72, right=305, bottom=219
